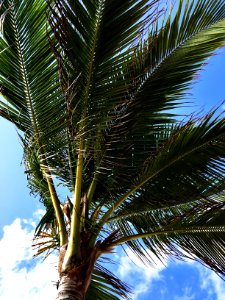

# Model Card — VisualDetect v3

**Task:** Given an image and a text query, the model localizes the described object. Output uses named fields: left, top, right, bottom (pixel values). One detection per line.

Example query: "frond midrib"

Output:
left=110, top=225, right=225, bottom=247
left=11, top=6, right=38, bottom=133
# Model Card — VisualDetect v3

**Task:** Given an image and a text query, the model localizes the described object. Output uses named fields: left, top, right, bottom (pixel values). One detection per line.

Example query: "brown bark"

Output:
left=56, top=275, right=85, bottom=300
left=56, top=259, right=94, bottom=300
left=56, top=236, right=99, bottom=300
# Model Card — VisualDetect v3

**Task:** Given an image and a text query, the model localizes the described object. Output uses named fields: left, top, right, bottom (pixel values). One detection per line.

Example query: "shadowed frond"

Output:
left=87, top=263, right=132, bottom=300
left=106, top=111, right=225, bottom=217
left=108, top=198, right=225, bottom=278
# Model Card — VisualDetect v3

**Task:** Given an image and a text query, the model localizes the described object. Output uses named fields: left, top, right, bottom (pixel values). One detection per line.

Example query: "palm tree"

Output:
left=2, top=0, right=225, bottom=298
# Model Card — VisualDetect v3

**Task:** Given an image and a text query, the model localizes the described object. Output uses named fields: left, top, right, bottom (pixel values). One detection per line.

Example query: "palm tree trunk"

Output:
left=56, top=242, right=98, bottom=300
left=56, top=275, right=86, bottom=300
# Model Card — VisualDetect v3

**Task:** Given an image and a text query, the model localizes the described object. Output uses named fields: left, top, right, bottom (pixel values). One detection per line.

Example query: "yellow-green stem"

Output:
left=89, top=190, right=131, bottom=246
left=87, top=174, right=98, bottom=204
left=80, top=193, right=87, bottom=231
left=66, top=150, right=84, bottom=261
left=67, top=130, right=76, bottom=191
left=45, top=174, right=67, bottom=246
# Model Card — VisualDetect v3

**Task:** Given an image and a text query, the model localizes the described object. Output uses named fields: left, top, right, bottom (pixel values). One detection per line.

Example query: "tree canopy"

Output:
left=1, top=0, right=225, bottom=299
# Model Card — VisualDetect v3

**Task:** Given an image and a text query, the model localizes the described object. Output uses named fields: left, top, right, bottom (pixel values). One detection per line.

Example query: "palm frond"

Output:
left=47, top=0, right=225, bottom=210
left=99, top=109, right=225, bottom=224
left=125, top=0, right=225, bottom=124
left=98, top=0, right=225, bottom=189
left=2, top=0, right=225, bottom=296
left=109, top=197, right=225, bottom=278
left=33, top=225, right=59, bottom=259
left=0, top=0, right=67, bottom=174
left=86, top=263, right=132, bottom=300
left=45, top=0, right=162, bottom=186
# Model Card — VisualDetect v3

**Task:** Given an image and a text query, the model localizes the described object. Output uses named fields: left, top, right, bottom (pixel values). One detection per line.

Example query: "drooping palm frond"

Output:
left=86, top=263, right=132, bottom=300
left=91, top=108, right=225, bottom=279
left=106, top=111, right=225, bottom=216
left=108, top=196, right=225, bottom=278
left=33, top=223, right=59, bottom=259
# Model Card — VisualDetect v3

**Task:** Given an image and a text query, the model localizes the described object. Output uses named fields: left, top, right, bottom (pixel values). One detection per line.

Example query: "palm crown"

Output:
left=1, top=0, right=225, bottom=299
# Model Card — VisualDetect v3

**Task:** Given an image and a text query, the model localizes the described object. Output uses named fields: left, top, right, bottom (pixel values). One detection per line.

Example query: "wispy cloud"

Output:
left=197, top=264, right=225, bottom=300
left=0, top=211, right=58, bottom=300
left=116, top=248, right=166, bottom=299
left=174, top=286, right=195, bottom=300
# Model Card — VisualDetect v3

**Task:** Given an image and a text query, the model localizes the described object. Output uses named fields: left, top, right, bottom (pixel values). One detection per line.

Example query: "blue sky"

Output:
left=1, top=45, right=225, bottom=300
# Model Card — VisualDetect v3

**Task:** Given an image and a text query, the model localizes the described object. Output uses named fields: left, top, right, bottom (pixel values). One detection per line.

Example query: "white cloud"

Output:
left=0, top=212, right=166, bottom=300
left=116, top=248, right=166, bottom=299
left=208, top=273, right=225, bottom=300
left=197, top=264, right=225, bottom=300
left=2, top=212, right=225, bottom=300
left=0, top=212, right=58, bottom=300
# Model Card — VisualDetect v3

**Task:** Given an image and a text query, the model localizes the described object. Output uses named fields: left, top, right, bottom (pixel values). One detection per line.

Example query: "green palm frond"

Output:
left=99, top=0, right=225, bottom=188
left=125, top=0, right=225, bottom=119
left=87, top=263, right=132, bottom=300
left=0, top=0, right=69, bottom=245
left=0, top=0, right=66, bottom=172
left=95, top=110, right=225, bottom=236
left=45, top=0, right=162, bottom=195
left=109, top=198, right=225, bottom=277
left=33, top=224, right=59, bottom=259
left=22, top=137, right=51, bottom=205
left=45, top=0, right=225, bottom=205
left=107, top=111, right=225, bottom=217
